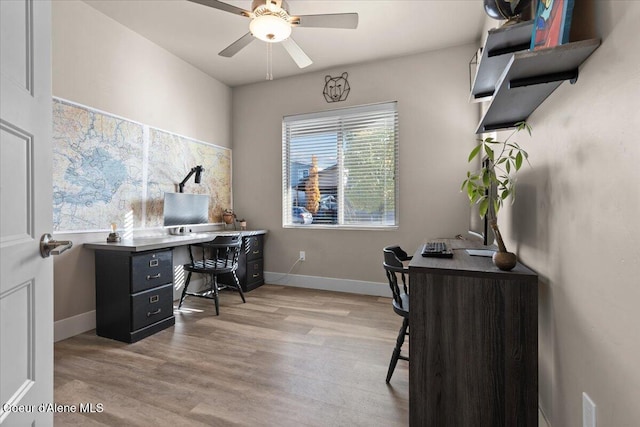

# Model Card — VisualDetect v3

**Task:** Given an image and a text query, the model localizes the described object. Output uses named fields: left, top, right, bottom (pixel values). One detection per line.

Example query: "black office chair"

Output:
left=383, top=245, right=412, bottom=383
left=178, top=234, right=245, bottom=315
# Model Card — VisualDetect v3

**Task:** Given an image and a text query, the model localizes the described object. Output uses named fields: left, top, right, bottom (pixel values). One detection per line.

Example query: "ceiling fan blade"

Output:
left=291, top=13, right=359, bottom=29
left=187, top=0, right=251, bottom=18
left=281, top=37, right=313, bottom=68
left=219, top=32, right=255, bottom=57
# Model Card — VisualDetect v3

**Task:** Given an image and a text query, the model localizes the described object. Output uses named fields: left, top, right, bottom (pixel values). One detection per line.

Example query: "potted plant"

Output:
left=236, top=217, right=247, bottom=230
left=461, top=121, right=532, bottom=270
left=222, top=209, right=236, bottom=225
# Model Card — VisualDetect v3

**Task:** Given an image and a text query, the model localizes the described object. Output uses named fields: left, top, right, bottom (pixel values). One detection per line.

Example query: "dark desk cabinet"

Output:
left=220, top=234, right=265, bottom=292
left=94, top=249, right=175, bottom=343
left=409, top=240, right=538, bottom=426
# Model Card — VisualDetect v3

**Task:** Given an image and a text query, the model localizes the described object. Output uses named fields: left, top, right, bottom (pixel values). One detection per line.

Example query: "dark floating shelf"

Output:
left=476, top=38, right=601, bottom=134
left=470, top=18, right=601, bottom=134
left=470, top=20, right=535, bottom=102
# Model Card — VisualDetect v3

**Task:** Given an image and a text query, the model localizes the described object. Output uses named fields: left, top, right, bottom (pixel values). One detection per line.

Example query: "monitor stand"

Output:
left=169, top=227, right=192, bottom=236
left=466, top=249, right=495, bottom=257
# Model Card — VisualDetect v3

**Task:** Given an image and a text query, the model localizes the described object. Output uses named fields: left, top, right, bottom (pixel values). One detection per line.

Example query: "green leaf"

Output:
left=467, top=182, right=475, bottom=199
left=494, top=199, right=501, bottom=215
left=516, top=152, right=523, bottom=170
left=480, top=169, right=488, bottom=186
left=468, top=144, right=482, bottom=163
left=479, top=198, right=489, bottom=218
left=485, top=145, right=494, bottom=161
left=506, top=161, right=511, bottom=173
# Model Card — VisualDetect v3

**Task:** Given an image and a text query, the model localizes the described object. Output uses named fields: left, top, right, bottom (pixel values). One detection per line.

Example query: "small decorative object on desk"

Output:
left=106, top=222, right=121, bottom=242
left=238, top=219, right=247, bottom=230
left=223, top=209, right=236, bottom=229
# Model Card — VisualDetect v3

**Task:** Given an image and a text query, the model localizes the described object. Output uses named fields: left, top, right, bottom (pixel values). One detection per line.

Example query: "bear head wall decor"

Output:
left=323, top=72, right=350, bottom=103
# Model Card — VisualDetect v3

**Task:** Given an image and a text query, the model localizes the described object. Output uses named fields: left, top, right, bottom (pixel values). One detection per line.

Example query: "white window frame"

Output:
left=282, top=102, right=399, bottom=229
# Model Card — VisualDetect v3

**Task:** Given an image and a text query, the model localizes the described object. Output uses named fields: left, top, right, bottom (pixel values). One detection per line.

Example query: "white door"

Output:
left=1, top=0, right=54, bottom=425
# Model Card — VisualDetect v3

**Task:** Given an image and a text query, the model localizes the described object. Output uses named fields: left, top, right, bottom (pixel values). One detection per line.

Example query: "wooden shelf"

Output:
left=470, top=20, right=534, bottom=102
left=476, top=38, right=600, bottom=134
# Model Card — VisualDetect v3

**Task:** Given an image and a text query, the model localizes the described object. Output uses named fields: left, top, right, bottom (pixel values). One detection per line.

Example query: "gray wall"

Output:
left=232, top=44, right=479, bottom=283
left=492, top=2, right=640, bottom=426
left=51, top=1, right=232, bottom=328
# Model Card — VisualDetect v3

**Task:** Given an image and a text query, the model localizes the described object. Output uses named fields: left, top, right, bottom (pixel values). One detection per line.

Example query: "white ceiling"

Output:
left=84, top=0, right=488, bottom=87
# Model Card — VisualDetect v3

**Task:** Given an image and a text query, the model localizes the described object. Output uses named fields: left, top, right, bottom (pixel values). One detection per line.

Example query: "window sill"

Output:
left=283, top=224, right=399, bottom=231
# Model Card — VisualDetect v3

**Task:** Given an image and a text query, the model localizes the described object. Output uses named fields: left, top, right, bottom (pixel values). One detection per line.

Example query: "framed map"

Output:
left=52, top=98, right=232, bottom=232
left=146, top=129, right=232, bottom=228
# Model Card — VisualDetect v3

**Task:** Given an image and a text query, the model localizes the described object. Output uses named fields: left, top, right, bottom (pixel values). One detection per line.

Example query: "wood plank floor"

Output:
left=54, top=285, right=409, bottom=426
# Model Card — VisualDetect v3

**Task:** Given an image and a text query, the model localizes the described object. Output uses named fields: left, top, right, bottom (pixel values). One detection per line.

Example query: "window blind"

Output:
left=282, top=102, right=398, bottom=228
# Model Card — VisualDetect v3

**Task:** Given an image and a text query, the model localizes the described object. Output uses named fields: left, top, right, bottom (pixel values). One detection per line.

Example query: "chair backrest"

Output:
left=189, top=234, right=242, bottom=272
left=383, top=245, right=410, bottom=310
left=384, top=245, right=412, bottom=262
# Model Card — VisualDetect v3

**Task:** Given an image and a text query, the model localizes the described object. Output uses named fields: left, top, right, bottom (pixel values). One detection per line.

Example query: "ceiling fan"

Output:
left=187, top=0, right=359, bottom=69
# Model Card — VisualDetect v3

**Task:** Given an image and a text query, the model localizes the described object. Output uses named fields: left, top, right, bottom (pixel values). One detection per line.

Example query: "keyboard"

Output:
left=421, top=241, right=453, bottom=258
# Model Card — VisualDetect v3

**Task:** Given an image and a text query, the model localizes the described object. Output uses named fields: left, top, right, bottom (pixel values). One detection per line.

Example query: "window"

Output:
left=283, top=102, right=398, bottom=228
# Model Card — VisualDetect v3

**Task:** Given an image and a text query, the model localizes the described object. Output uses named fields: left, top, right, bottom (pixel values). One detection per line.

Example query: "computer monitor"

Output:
left=163, top=192, right=210, bottom=228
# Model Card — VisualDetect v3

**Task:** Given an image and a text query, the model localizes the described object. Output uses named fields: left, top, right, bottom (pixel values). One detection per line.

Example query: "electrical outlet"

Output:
left=299, top=251, right=306, bottom=261
left=583, top=392, right=596, bottom=427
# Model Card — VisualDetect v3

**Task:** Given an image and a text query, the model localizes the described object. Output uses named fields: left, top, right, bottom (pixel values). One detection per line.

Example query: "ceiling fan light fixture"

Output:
left=249, top=15, right=291, bottom=43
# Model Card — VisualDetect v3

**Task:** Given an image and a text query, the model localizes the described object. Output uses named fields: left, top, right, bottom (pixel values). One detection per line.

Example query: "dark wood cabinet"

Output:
left=408, top=239, right=538, bottom=426
left=94, top=248, right=175, bottom=343
left=87, top=230, right=267, bottom=342
left=220, top=233, right=265, bottom=292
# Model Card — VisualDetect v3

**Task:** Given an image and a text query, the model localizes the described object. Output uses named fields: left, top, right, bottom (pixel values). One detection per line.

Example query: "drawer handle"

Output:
left=149, top=259, right=159, bottom=267
left=147, top=308, right=162, bottom=317
left=146, top=273, right=161, bottom=280
left=252, top=250, right=260, bottom=254
left=252, top=273, right=260, bottom=278
left=149, top=295, right=159, bottom=303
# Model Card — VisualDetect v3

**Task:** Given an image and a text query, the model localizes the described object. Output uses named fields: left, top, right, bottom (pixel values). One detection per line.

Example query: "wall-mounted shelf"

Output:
left=470, top=20, right=535, bottom=102
left=476, top=38, right=600, bottom=134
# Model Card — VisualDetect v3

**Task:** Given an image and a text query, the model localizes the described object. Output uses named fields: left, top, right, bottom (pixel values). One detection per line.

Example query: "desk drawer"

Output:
left=131, top=250, right=172, bottom=293
left=245, top=235, right=263, bottom=261
left=246, top=258, right=264, bottom=286
left=131, top=283, right=173, bottom=331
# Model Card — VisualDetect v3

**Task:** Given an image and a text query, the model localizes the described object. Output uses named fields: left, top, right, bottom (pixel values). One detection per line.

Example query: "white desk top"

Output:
left=84, top=230, right=267, bottom=253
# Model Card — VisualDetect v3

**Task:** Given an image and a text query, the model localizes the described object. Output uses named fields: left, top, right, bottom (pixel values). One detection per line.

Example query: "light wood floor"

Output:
left=54, top=284, right=409, bottom=426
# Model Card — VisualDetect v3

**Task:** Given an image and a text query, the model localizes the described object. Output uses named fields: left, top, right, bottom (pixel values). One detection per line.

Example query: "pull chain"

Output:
left=266, top=43, right=273, bottom=81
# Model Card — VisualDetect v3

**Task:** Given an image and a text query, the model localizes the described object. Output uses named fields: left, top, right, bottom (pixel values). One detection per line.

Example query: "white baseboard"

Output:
left=264, top=272, right=389, bottom=297
left=54, top=310, right=96, bottom=342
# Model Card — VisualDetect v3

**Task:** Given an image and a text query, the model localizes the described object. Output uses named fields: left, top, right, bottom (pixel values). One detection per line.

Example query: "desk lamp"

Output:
left=178, top=165, right=204, bottom=193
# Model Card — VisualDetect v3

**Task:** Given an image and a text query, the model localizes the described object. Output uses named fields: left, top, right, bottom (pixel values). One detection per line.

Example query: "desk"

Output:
left=408, top=239, right=538, bottom=426
left=85, top=230, right=266, bottom=343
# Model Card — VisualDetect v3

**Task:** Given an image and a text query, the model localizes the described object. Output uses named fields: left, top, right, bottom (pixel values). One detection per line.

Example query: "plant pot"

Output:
left=489, top=219, right=517, bottom=271
left=492, top=250, right=517, bottom=271
left=223, top=212, right=235, bottom=225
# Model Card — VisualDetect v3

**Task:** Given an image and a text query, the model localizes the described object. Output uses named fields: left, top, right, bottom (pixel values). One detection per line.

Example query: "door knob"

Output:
left=40, top=233, right=73, bottom=258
